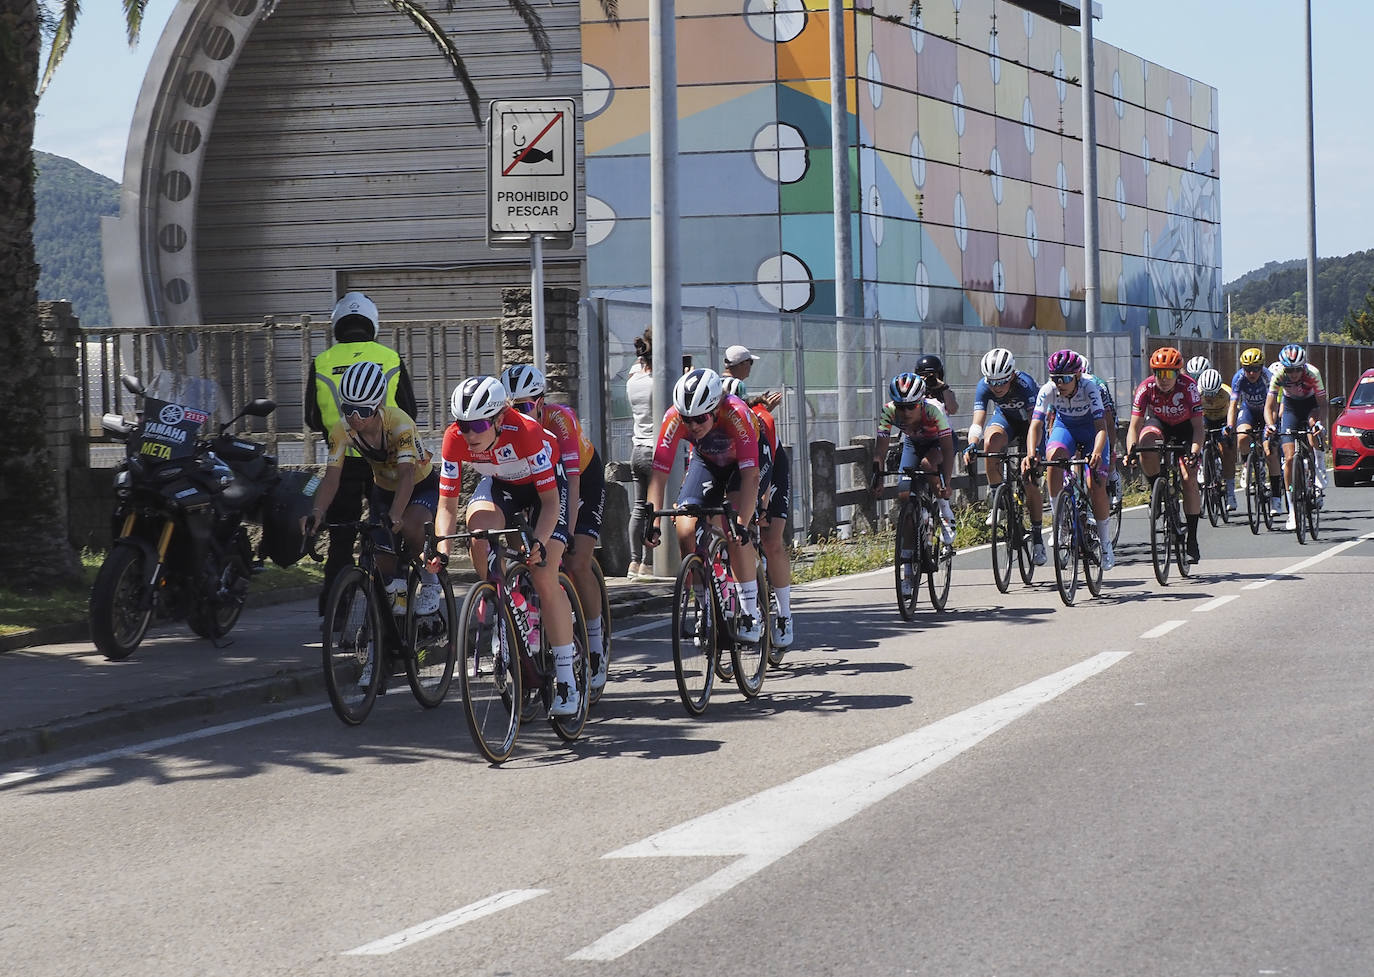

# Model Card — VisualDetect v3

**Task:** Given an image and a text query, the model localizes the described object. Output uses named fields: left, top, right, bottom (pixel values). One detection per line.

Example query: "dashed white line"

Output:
left=1194, top=595, right=1239, bottom=613
left=569, top=651, right=1129, bottom=961
left=1140, top=620, right=1187, bottom=639
left=1243, top=530, right=1374, bottom=589
left=343, top=889, right=548, bottom=956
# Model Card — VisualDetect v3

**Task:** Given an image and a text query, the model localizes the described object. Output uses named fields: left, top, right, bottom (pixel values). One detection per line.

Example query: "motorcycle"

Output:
left=90, top=371, right=281, bottom=660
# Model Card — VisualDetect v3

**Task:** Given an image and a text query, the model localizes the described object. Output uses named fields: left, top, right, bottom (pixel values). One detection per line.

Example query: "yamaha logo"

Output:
left=159, top=404, right=185, bottom=425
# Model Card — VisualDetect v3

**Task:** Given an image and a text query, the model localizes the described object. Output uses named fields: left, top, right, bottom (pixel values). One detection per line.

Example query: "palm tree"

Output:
left=1, top=0, right=615, bottom=590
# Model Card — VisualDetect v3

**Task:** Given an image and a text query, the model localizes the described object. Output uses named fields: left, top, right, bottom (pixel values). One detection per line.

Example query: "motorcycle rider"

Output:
left=304, top=292, right=418, bottom=616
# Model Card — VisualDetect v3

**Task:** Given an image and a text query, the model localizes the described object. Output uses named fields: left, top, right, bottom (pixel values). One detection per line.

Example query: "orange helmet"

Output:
left=1149, top=347, right=1184, bottom=371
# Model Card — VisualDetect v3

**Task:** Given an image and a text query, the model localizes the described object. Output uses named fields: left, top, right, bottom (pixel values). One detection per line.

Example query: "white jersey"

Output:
left=1032, top=378, right=1105, bottom=429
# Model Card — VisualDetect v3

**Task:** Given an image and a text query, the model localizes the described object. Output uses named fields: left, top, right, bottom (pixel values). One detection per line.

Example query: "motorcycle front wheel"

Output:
left=90, top=544, right=155, bottom=660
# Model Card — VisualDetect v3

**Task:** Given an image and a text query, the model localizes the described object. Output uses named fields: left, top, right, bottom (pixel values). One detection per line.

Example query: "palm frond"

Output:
left=122, top=0, right=150, bottom=42
left=385, top=0, right=484, bottom=126
left=597, top=0, right=619, bottom=24
left=37, top=0, right=81, bottom=96
left=495, top=0, right=552, bottom=75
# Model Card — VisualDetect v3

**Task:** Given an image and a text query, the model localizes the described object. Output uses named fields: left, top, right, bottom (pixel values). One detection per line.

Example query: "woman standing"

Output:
left=625, top=328, right=655, bottom=579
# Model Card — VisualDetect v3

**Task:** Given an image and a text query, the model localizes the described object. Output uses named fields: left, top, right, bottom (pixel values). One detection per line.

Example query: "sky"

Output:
left=32, top=0, right=1373, bottom=285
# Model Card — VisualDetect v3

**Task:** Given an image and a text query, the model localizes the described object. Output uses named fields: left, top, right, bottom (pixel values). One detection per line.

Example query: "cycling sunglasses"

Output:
left=342, top=404, right=377, bottom=419
left=515, top=400, right=540, bottom=414
left=457, top=418, right=495, bottom=434
left=1153, top=368, right=1179, bottom=381
left=893, top=401, right=920, bottom=411
left=1242, top=365, right=1262, bottom=373
left=1049, top=373, right=1077, bottom=384
left=683, top=413, right=712, bottom=426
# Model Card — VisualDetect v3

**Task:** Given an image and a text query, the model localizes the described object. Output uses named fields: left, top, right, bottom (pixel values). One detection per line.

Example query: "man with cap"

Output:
left=723, top=345, right=782, bottom=410
left=305, top=292, right=418, bottom=615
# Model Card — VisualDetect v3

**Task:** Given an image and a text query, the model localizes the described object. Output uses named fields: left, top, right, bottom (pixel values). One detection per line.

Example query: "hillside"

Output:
left=34, top=151, right=119, bottom=327
left=1223, top=248, right=1374, bottom=335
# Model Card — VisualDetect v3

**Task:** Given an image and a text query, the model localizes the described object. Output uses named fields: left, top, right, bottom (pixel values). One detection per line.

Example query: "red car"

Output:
left=1331, top=368, right=1374, bottom=486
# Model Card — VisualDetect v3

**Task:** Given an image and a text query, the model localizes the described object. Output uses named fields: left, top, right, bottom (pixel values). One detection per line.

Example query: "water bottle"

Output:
left=526, top=599, right=542, bottom=650
left=712, top=558, right=734, bottom=613
left=509, top=587, right=530, bottom=637
left=385, top=577, right=408, bottom=616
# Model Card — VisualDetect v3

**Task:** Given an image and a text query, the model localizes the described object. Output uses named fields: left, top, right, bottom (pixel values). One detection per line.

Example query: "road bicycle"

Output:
left=1105, top=459, right=1125, bottom=546
left=649, top=502, right=771, bottom=716
left=1200, top=427, right=1232, bottom=528
left=1132, top=443, right=1194, bottom=585
left=1242, top=430, right=1276, bottom=535
left=310, top=517, right=458, bottom=726
left=581, top=553, right=612, bottom=707
left=969, top=448, right=1034, bottom=594
left=1039, top=457, right=1104, bottom=606
left=429, top=521, right=590, bottom=764
left=891, top=467, right=954, bottom=618
left=1281, top=424, right=1322, bottom=544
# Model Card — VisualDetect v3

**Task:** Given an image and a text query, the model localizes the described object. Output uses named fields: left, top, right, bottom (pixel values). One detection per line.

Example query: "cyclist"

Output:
left=305, top=360, right=443, bottom=615
left=884, top=372, right=956, bottom=544
left=1197, top=367, right=1238, bottom=511
left=1185, top=354, right=1212, bottom=379
left=916, top=353, right=959, bottom=416
left=431, top=375, right=581, bottom=718
left=962, top=348, right=1047, bottom=565
left=1126, top=347, right=1204, bottom=563
left=1079, top=357, right=1123, bottom=511
left=1229, top=348, right=1284, bottom=517
left=643, top=368, right=765, bottom=644
left=502, top=364, right=611, bottom=694
left=1264, top=343, right=1329, bottom=529
left=722, top=376, right=795, bottom=652
left=1024, top=349, right=1115, bottom=571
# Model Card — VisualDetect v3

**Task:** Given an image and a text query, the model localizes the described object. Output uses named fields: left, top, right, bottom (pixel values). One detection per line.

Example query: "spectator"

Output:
left=305, top=292, right=418, bottom=616
left=723, top=344, right=782, bottom=410
left=625, top=328, right=655, bottom=580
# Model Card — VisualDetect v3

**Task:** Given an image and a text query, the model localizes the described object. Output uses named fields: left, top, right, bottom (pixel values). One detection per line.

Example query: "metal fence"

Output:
left=80, top=318, right=501, bottom=465
left=586, top=298, right=1141, bottom=538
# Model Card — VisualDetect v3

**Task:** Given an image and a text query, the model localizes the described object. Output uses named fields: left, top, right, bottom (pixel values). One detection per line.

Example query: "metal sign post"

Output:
left=487, top=98, right=577, bottom=374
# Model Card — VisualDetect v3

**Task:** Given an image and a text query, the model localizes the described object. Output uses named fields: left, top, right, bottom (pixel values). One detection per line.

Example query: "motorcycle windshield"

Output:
left=135, top=372, right=225, bottom=463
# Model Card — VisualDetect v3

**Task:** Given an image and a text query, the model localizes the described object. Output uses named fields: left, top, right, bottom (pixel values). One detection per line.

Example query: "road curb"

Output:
left=0, top=586, right=673, bottom=766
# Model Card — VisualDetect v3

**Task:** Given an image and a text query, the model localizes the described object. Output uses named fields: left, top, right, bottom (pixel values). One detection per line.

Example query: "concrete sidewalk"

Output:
left=0, top=571, right=675, bottom=764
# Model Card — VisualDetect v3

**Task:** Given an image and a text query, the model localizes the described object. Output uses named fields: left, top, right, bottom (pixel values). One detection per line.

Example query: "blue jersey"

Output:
left=1230, top=367, right=1272, bottom=411
left=1085, top=373, right=1115, bottom=414
left=973, top=371, right=1040, bottom=422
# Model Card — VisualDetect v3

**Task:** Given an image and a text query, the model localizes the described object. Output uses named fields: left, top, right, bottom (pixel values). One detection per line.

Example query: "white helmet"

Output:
left=721, top=376, right=747, bottom=399
left=1197, top=368, right=1224, bottom=396
left=330, top=291, right=379, bottom=341
left=1186, top=355, right=1212, bottom=377
left=500, top=364, right=546, bottom=402
left=980, top=348, right=1016, bottom=384
left=338, top=360, right=387, bottom=410
left=450, top=376, right=508, bottom=421
left=673, top=368, right=723, bottom=416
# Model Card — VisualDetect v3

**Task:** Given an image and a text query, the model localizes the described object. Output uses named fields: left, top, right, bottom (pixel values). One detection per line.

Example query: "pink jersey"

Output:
left=652, top=394, right=760, bottom=473
left=1131, top=374, right=1202, bottom=426
left=438, top=409, right=557, bottom=497
left=539, top=402, right=594, bottom=477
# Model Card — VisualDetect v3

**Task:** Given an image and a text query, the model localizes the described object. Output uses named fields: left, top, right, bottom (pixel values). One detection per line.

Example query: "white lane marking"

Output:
left=343, top=889, right=547, bottom=956
left=614, top=617, right=670, bottom=638
left=569, top=651, right=1128, bottom=961
left=1194, top=595, right=1238, bottom=613
left=1140, top=620, right=1186, bottom=639
left=1243, top=530, right=1374, bottom=590
left=0, top=703, right=331, bottom=789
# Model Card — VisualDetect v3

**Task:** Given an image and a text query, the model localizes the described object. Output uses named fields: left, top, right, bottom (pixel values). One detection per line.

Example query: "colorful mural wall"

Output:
left=581, top=0, right=1221, bottom=337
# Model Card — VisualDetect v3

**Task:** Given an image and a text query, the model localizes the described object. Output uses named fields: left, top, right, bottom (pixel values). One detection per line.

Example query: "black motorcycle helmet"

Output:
left=915, top=353, right=945, bottom=382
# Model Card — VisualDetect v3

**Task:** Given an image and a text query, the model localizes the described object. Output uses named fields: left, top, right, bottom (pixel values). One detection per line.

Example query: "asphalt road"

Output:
left=4, top=487, right=1373, bottom=977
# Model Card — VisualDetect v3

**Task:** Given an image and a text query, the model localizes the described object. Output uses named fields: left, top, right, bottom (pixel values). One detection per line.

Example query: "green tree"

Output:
left=4, top=0, right=614, bottom=589
left=1342, top=289, right=1374, bottom=345
left=1233, top=310, right=1309, bottom=344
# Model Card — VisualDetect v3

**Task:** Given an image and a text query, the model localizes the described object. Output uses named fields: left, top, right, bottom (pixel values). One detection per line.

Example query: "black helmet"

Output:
left=915, top=354, right=945, bottom=381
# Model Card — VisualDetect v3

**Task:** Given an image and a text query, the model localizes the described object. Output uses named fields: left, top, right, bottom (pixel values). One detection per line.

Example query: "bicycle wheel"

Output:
left=731, top=558, right=770, bottom=699
left=1174, top=496, right=1193, bottom=578
left=1082, top=498, right=1104, bottom=598
left=1149, top=477, right=1172, bottom=585
left=587, top=558, right=612, bottom=707
left=1015, top=483, right=1037, bottom=585
left=1307, top=464, right=1322, bottom=540
left=549, top=572, right=590, bottom=741
left=1108, top=472, right=1124, bottom=547
left=927, top=507, right=952, bottom=612
left=671, top=554, right=716, bottom=716
left=457, top=581, right=522, bottom=764
left=989, top=484, right=1014, bottom=594
left=1203, top=450, right=1222, bottom=527
left=1052, top=492, right=1079, bottom=606
left=404, top=569, right=458, bottom=708
left=321, top=566, right=384, bottom=726
left=1259, top=456, right=1276, bottom=531
left=1292, top=454, right=1309, bottom=544
left=1245, top=450, right=1262, bottom=535
left=893, top=501, right=922, bottom=621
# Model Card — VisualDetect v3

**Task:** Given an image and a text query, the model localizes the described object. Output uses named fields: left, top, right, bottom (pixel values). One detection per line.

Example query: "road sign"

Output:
left=487, top=98, right=576, bottom=238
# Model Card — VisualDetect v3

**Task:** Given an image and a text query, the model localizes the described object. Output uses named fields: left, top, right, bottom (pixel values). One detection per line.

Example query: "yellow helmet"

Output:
left=1239, top=347, right=1264, bottom=367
